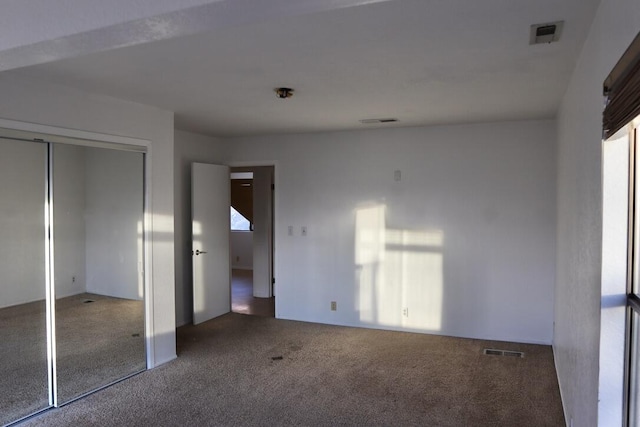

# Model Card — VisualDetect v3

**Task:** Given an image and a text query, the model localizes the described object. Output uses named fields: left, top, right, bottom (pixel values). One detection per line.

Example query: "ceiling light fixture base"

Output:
left=275, top=87, right=294, bottom=99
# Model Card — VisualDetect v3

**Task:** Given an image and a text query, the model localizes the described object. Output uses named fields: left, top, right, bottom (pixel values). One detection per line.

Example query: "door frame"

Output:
left=228, top=161, right=277, bottom=311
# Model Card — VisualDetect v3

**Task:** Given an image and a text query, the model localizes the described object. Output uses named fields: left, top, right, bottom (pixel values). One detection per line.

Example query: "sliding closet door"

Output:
left=0, top=138, right=50, bottom=425
left=53, top=144, right=146, bottom=404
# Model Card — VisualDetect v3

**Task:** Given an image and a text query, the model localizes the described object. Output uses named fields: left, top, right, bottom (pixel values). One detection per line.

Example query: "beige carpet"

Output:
left=22, top=313, right=565, bottom=426
left=1, top=293, right=145, bottom=426
left=0, top=299, right=49, bottom=426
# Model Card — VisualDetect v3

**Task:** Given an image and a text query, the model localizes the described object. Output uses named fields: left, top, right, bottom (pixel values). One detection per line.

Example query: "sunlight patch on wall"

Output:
left=355, top=204, right=443, bottom=332
left=137, top=221, right=144, bottom=299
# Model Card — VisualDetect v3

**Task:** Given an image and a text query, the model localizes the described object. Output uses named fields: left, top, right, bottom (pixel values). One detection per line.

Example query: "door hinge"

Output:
left=272, top=277, right=275, bottom=284
left=271, top=183, right=275, bottom=190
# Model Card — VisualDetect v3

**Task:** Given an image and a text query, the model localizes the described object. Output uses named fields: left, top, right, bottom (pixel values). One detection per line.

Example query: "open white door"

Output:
left=192, top=162, right=230, bottom=325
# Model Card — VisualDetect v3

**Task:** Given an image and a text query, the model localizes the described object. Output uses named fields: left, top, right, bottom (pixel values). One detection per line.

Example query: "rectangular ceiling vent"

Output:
left=529, top=21, right=564, bottom=45
left=359, top=118, right=398, bottom=124
left=483, top=348, right=524, bottom=358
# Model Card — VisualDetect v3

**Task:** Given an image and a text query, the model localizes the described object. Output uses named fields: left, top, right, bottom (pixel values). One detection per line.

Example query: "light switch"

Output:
left=301, top=226, right=307, bottom=236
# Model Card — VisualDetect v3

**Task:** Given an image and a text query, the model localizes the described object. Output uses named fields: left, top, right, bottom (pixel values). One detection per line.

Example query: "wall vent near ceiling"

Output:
left=483, top=348, right=524, bottom=358
left=359, top=118, right=399, bottom=124
left=529, top=21, right=564, bottom=45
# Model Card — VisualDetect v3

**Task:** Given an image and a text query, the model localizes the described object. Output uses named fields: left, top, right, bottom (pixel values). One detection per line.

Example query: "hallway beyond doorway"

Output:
left=231, top=269, right=274, bottom=317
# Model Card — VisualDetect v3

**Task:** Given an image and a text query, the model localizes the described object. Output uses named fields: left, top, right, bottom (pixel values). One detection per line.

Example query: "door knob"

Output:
left=195, top=249, right=207, bottom=255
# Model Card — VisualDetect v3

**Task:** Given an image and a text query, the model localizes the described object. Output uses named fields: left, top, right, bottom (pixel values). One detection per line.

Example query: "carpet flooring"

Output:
left=22, top=313, right=565, bottom=426
left=0, top=299, right=49, bottom=426
left=1, top=293, right=145, bottom=426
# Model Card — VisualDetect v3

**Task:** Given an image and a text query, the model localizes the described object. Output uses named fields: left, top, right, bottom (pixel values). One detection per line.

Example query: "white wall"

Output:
left=53, top=144, right=87, bottom=299
left=1, top=142, right=144, bottom=305
left=0, top=140, right=89, bottom=308
left=85, top=147, right=144, bottom=300
left=252, top=166, right=273, bottom=298
left=221, top=120, right=557, bottom=344
left=231, top=231, right=253, bottom=269
left=174, top=129, right=226, bottom=326
left=0, top=73, right=176, bottom=367
left=554, top=1, right=640, bottom=425
left=0, top=138, right=47, bottom=308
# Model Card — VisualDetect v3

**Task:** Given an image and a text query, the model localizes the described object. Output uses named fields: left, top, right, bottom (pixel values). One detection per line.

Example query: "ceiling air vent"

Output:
left=359, top=118, right=398, bottom=124
left=529, top=21, right=564, bottom=45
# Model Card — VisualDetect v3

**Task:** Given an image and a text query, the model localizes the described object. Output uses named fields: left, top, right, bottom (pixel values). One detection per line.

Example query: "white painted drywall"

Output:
left=555, top=1, right=640, bottom=425
left=219, top=120, right=556, bottom=344
left=53, top=144, right=87, bottom=299
left=173, top=129, right=226, bottom=326
left=231, top=231, right=253, bottom=270
left=252, top=167, right=273, bottom=298
left=84, top=147, right=144, bottom=300
left=0, top=73, right=176, bottom=367
left=0, top=138, right=47, bottom=308
left=0, top=140, right=88, bottom=308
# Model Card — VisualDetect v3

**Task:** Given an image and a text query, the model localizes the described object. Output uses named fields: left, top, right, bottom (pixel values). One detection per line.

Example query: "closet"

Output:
left=0, top=131, right=146, bottom=425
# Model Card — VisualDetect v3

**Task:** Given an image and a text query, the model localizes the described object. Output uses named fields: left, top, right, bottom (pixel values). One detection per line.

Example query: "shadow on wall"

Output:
left=355, top=203, right=443, bottom=332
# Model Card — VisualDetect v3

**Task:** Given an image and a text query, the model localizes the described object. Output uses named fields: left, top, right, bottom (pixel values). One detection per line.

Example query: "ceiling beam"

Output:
left=0, top=0, right=391, bottom=72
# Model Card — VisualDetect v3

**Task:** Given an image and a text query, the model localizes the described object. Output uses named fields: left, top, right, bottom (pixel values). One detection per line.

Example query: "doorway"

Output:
left=230, top=166, right=275, bottom=317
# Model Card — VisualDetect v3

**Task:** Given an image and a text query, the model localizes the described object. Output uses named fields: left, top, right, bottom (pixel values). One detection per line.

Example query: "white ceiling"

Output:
left=7, top=0, right=600, bottom=137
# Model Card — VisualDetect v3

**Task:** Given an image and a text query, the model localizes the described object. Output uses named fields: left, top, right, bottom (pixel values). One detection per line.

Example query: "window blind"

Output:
left=604, top=31, right=640, bottom=140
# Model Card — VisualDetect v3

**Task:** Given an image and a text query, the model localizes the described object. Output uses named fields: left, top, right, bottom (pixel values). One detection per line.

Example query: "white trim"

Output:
left=0, top=118, right=149, bottom=148
left=143, top=146, right=156, bottom=368
left=227, top=160, right=278, bottom=168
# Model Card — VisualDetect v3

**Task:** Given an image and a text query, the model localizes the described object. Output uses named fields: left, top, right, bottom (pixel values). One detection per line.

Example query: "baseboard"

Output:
left=232, top=265, right=253, bottom=270
left=176, top=317, right=190, bottom=328
left=152, top=353, right=177, bottom=368
left=552, top=343, right=570, bottom=427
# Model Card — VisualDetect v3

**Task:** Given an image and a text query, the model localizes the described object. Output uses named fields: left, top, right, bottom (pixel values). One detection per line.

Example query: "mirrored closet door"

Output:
left=0, top=132, right=147, bottom=425
left=53, top=143, right=146, bottom=404
left=0, top=137, right=50, bottom=425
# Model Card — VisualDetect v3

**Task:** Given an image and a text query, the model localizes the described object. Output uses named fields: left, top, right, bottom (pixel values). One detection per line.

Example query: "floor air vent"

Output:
left=483, top=348, right=524, bottom=358
left=83, top=299, right=95, bottom=304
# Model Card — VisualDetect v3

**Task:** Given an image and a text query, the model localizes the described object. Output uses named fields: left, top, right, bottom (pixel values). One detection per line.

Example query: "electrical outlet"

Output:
left=72, top=276, right=76, bottom=283
left=235, top=256, right=240, bottom=262
left=331, top=301, right=337, bottom=311
left=402, top=307, right=409, bottom=317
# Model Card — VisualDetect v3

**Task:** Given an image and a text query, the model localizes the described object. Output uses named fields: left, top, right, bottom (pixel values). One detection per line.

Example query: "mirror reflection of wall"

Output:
left=0, top=134, right=147, bottom=425
left=54, top=144, right=146, bottom=404
left=0, top=138, right=49, bottom=426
